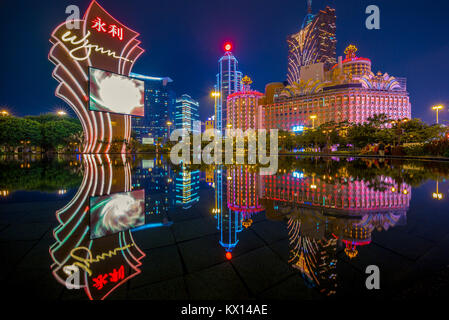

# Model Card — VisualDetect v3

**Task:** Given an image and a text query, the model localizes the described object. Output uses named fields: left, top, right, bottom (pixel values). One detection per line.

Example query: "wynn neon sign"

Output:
left=49, top=0, right=144, bottom=154
left=92, top=17, right=124, bottom=40
left=60, top=31, right=131, bottom=62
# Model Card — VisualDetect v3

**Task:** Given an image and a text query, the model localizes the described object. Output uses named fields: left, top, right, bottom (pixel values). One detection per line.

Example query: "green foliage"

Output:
left=292, top=114, right=448, bottom=156
left=0, top=114, right=82, bottom=152
left=0, top=117, right=42, bottom=147
left=42, top=120, right=82, bottom=150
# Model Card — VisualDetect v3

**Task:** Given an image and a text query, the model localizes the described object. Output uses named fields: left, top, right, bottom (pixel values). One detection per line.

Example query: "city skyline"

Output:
left=1, top=0, right=449, bottom=124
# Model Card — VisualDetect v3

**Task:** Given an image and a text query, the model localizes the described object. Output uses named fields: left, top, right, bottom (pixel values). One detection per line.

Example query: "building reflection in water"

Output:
left=50, top=155, right=146, bottom=300
left=50, top=155, right=416, bottom=298
left=133, top=156, right=174, bottom=217
left=214, top=165, right=264, bottom=259
left=176, top=166, right=200, bottom=209
left=262, top=169, right=411, bottom=296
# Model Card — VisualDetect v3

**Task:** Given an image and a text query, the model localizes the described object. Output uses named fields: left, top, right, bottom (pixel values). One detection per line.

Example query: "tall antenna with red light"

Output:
left=307, top=0, right=312, bottom=14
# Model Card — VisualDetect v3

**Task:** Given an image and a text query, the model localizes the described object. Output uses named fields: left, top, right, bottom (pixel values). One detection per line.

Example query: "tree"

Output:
left=0, top=117, right=41, bottom=150
left=41, top=120, right=82, bottom=152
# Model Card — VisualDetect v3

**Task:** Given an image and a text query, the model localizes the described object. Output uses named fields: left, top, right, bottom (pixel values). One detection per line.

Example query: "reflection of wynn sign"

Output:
left=51, top=155, right=146, bottom=300
left=90, top=189, right=145, bottom=239
left=49, top=0, right=144, bottom=153
left=64, top=244, right=134, bottom=277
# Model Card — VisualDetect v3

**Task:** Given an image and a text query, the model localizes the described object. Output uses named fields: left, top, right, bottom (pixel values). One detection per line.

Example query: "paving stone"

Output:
left=132, top=227, right=175, bottom=250
left=127, top=277, right=188, bottom=300
left=251, top=220, right=288, bottom=245
left=230, top=229, right=265, bottom=259
left=0, top=223, right=52, bottom=242
left=5, top=265, right=64, bottom=300
left=258, top=274, right=322, bottom=300
left=268, top=238, right=291, bottom=262
left=372, top=228, right=435, bottom=261
left=130, top=245, right=183, bottom=289
left=0, top=240, right=36, bottom=282
left=172, top=217, right=217, bottom=242
left=185, top=263, right=251, bottom=300
left=231, top=246, right=294, bottom=294
left=178, top=233, right=226, bottom=273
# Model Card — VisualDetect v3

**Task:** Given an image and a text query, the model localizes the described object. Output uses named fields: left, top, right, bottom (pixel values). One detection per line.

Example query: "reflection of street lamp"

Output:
left=432, top=181, right=443, bottom=200
left=310, top=174, right=317, bottom=189
left=432, top=105, right=444, bottom=124
left=310, top=115, right=317, bottom=129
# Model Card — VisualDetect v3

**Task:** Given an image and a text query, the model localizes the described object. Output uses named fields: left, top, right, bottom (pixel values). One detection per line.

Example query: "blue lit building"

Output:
left=130, top=73, right=175, bottom=142
left=215, top=44, right=243, bottom=133
left=175, top=94, right=200, bottom=134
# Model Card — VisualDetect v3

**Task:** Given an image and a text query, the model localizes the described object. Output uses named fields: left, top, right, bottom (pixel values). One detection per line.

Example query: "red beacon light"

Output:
left=225, top=252, right=232, bottom=260
left=224, top=42, right=232, bottom=52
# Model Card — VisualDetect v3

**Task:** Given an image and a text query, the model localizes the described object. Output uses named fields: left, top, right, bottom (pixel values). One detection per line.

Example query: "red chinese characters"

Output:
left=92, top=265, right=125, bottom=290
left=91, top=17, right=124, bottom=40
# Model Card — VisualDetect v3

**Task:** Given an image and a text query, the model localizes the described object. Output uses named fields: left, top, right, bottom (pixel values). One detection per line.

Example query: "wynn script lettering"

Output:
left=65, top=243, right=134, bottom=276
left=60, top=30, right=132, bottom=63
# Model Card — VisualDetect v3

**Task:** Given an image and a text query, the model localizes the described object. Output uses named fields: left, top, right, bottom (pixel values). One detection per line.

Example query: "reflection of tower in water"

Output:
left=286, top=212, right=338, bottom=296
left=215, top=165, right=264, bottom=259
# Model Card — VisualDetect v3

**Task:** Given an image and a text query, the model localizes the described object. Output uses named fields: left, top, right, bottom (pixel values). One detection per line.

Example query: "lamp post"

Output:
left=211, top=91, right=220, bottom=130
left=1, top=109, right=10, bottom=117
left=166, top=120, right=173, bottom=139
left=310, top=115, right=317, bottom=129
left=432, top=105, right=444, bottom=124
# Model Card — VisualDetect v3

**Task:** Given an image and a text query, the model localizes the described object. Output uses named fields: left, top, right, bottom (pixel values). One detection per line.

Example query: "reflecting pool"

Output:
left=1, top=154, right=449, bottom=300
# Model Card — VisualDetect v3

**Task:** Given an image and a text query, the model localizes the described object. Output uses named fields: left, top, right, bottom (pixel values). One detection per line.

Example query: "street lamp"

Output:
left=211, top=91, right=220, bottom=130
left=57, top=110, right=67, bottom=116
left=310, top=115, right=317, bottom=129
left=432, top=105, right=444, bottom=124
left=1, top=109, right=10, bottom=116
left=166, top=120, right=173, bottom=138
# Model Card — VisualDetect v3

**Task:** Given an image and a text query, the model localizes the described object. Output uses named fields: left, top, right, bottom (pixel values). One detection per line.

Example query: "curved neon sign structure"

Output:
left=49, top=0, right=144, bottom=153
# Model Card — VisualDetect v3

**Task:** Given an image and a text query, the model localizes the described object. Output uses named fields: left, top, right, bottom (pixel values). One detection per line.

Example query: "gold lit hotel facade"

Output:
left=261, top=45, right=411, bottom=131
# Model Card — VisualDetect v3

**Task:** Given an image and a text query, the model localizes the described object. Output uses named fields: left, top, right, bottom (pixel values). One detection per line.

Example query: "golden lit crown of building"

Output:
left=279, top=44, right=404, bottom=98
left=242, top=75, right=253, bottom=85
left=344, top=44, right=357, bottom=59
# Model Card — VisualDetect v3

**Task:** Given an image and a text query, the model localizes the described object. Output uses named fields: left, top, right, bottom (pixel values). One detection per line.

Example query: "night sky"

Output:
left=1, top=0, right=448, bottom=123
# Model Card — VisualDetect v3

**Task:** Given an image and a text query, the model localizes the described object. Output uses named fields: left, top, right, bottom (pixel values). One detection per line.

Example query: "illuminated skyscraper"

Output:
left=287, top=2, right=337, bottom=85
left=175, top=94, right=200, bottom=134
left=216, top=42, right=243, bottom=133
left=130, top=73, right=174, bottom=142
